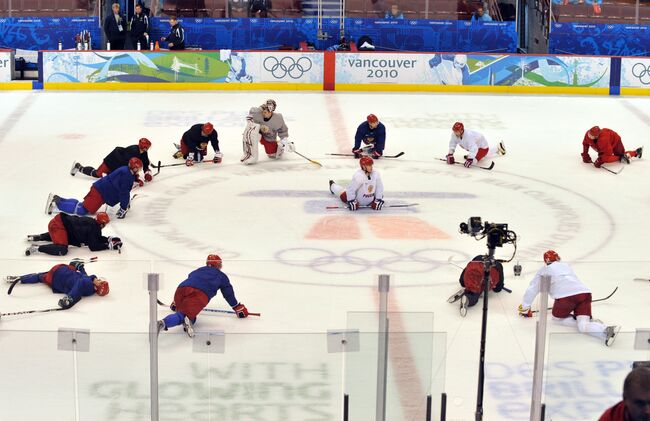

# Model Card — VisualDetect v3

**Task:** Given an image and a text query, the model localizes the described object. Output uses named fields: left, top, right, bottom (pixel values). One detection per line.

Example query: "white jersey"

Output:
left=248, top=107, right=289, bottom=142
left=448, top=128, right=489, bottom=159
left=346, top=169, right=384, bottom=206
left=521, top=261, right=591, bottom=309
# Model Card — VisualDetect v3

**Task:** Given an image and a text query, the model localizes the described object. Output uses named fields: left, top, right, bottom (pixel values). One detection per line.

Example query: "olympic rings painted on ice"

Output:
left=263, top=56, right=313, bottom=79
left=275, top=247, right=471, bottom=274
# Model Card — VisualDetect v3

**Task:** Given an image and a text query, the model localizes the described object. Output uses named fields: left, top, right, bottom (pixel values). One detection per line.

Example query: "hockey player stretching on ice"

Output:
left=446, top=122, right=505, bottom=168
left=241, top=99, right=294, bottom=165
left=449, top=255, right=505, bottom=316
left=6, top=260, right=109, bottom=309
left=71, top=138, right=153, bottom=186
left=352, top=114, right=386, bottom=159
left=173, top=122, right=222, bottom=167
left=329, top=156, right=384, bottom=211
left=25, top=212, right=122, bottom=256
left=158, top=254, right=249, bottom=338
left=46, top=157, right=142, bottom=219
left=581, top=126, right=642, bottom=168
left=518, top=250, right=619, bottom=346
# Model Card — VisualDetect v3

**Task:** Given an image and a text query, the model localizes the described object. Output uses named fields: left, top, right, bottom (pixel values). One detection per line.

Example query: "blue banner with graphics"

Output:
left=0, top=17, right=101, bottom=51
left=549, top=23, right=650, bottom=56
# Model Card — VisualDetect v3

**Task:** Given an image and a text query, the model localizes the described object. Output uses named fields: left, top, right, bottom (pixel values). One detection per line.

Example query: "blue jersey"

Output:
left=51, top=266, right=96, bottom=304
left=179, top=266, right=238, bottom=307
left=354, top=121, right=386, bottom=153
left=93, top=166, right=134, bottom=210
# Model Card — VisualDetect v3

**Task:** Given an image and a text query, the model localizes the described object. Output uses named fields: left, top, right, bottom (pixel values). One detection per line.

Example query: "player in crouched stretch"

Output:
left=25, top=212, right=122, bottom=256
left=241, top=99, right=294, bottom=165
left=446, top=122, right=506, bottom=168
left=46, top=158, right=142, bottom=219
left=173, top=122, right=222, bottom=167
left=158, top=254, right=249, bottom=338
left=581, top=126, right=642, bottom=168
left=518, top=250, right=619, bottom=346
left=448, top=255, right=506, bottom=316
left=329, top=156, right=384, bottom=211
left=6, top=261, right=109, bottom=309
left=71, top=138, right=153, bottom=186
left=352, top=114, right=386, bottom=159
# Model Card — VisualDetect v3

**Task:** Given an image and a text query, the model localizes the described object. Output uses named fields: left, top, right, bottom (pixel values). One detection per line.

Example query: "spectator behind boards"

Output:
left=161, top=16, right=185, bottom=50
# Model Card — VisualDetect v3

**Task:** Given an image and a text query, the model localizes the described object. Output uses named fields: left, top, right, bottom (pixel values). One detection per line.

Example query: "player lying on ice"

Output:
left=25, top=212, right=122, bottom=256
left=581, top=126, right=642, bottom=168
left=6, top=260, right=109, bottom=309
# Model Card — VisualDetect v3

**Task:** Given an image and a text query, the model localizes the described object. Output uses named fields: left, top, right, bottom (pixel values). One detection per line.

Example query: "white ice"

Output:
left=0, top=90, right=648, bottom=421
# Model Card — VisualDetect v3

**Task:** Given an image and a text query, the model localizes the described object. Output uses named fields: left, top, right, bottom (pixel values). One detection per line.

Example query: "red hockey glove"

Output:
left=518, top=304, right=533, bottom=318
left=352, top=148, right=363, bottom=159
left=213, top=152, right=223, bottom=164
left=347, top=200, right=359, bottom=211
left=594, top=158, right=603, bottom=168
left=170, top=301, right=176, bottom=311
left=371, top=150, right=382, bottom=159
left=144, top=171, right=153, bottom=182
left=446, top=154, right=455, bottom=165
left=135, top=177, right=144, bottom=187
left=233, top=303, right=249, bottom=318
left=186, top=155, right=194, bottom=167
left=371, top=198, right=384, bottom=210
left=464, top=158, right=473, bottom=168
left=581, top=153, right=592, bottom=164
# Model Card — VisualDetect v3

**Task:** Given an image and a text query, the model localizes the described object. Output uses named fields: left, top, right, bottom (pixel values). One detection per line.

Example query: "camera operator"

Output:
left=449, top=255, right=505, bottom=315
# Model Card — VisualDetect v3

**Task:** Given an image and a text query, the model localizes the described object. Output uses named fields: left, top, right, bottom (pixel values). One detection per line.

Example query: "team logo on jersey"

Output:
left=367, top=185, right=374, bottom=193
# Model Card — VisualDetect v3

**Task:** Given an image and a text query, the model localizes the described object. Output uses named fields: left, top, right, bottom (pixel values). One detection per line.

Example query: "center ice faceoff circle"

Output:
left=121, top=158, right=614, bottom=285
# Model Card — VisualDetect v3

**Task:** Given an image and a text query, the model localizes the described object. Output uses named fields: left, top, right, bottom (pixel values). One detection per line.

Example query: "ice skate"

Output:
left=498, top=141, right=506, bottom=155
left=157, top=320, right=166, bottom=334
left=329, top=180, right=335, bottom=195
left=173, top=150, right=183, bottom=159
left=70, top=161, right=82, bottom=176
left=459, top=294, right=469, bottom=317
left=173, top=142, right=181, bottom=150
left=620, top=154, right=631, bottom=164
left=5, top=275, right=20, bottom=283
left=636, top=146, right=643, bottom=159
left=605, top=325, right=620, bottom=346
left=45, top=193, right=55, bottom=215
left=182, top=316, right=194, bottom=338
left=447, top=288, right=465, bottom=303
left=25, top=245, right=38, bottom=256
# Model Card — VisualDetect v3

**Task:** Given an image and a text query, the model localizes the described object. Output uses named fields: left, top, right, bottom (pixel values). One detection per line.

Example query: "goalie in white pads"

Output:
left=446, top=122, right=506, bottom=168
left=241, top=99, right=294, bottom=165
left=329, top=156, right=384, bottom=211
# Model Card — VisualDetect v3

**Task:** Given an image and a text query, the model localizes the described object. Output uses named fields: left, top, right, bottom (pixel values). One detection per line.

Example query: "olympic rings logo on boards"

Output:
left=263, top=56, right=312, bottom=79
left=631, top=63, right=650, bottom=85
left=275, top=247, right=469, bottom=274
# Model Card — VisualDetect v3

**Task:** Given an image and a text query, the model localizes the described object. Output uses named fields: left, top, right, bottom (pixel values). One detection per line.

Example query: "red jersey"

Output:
left=582, top=128, right=624, bottom=158
left=598, top=401, right=628, bottom=421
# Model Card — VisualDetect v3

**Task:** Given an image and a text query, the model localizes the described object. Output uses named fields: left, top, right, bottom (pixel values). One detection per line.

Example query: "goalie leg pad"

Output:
left=241, top=122, right=260, bottom=165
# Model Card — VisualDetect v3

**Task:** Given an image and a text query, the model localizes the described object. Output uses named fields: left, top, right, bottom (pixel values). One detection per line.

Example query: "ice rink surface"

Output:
left=0, top=90, right=649, bottom=421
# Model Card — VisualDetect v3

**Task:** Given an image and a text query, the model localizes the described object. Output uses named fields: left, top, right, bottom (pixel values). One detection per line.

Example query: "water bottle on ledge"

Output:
left=58, top=40, right=63, bottom=51
left=137, top=41, right=141, bottom=51
left=107, top=41, right=111, bottom=51
left=150, top=41, right=154, bottom=51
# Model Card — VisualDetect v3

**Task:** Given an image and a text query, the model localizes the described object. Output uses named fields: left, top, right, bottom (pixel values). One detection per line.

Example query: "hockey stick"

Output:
left=600, top=165, right=624, bottom=175
left=326, top=203, right=419, bottom=209
left=437, top=158, right=495, bottom=170
left=0, top=307, right=64, bottom=318
left=153, top=160, right=162, bottom=177
left=532, top=286, right=618, bottom=313
left=156, top=299, right=260, bottom=317
left=327, top=152, right=405, bottom=159
left=293, top=150, right=322, bottom=167
left=633, top=278, right=650, bottom=282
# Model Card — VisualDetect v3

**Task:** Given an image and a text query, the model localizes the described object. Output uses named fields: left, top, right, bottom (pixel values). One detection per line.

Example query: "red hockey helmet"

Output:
left=453, top=122, right=464, bottom=133
left=367, top=114, right=378, bottom=124
left=138, top=137, right=152, bottom=150
left=94, top=279, right=110, bottom=296
left=207, top=254, right=222, bottom=268
left=95, top=212, right=110, bottom=226
left=543, top=250, right=560, bottom=264
left=202, top=122, right=214, bottom=135
left=359, top=156, right=374, bottom=169
left=588, top=126, right=601, bottom=139
left=128, top=157, right=143, bottom=171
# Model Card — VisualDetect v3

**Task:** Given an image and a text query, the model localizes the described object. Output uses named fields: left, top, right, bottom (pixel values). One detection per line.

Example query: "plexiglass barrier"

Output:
left=544, top=331, right=650, bottom=421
